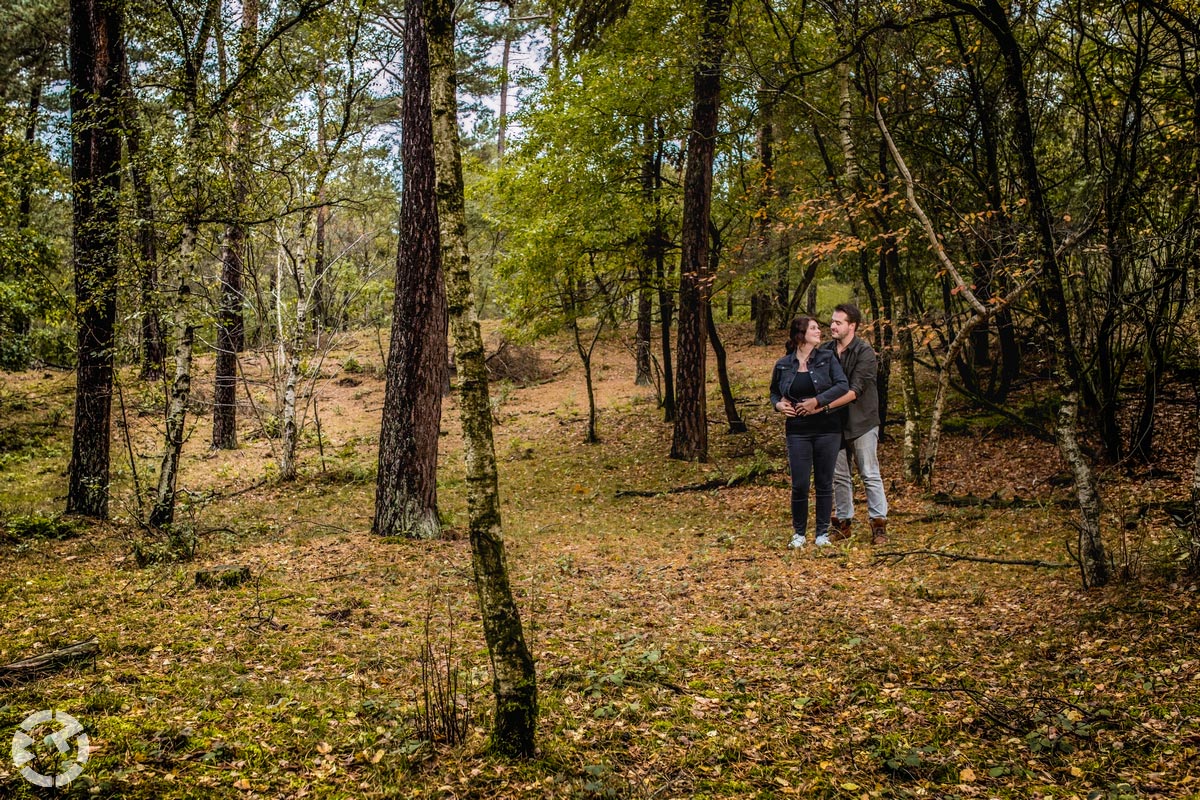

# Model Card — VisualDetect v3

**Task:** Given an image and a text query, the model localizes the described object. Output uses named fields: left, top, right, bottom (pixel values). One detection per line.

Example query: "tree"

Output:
left=429, top=0, right=538, bottom=754
left=65, top=0, right=125, bottom=519
left=212, top=0, right=260, bottom=450
left=374, top=0, right=448, bottom=539
left=670, top=0, right=732, bottom=462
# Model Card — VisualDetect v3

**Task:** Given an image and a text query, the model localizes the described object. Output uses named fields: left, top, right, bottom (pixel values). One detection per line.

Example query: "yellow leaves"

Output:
left=316, top=741, right=333, bottom=754
left=233, top=778, right=252, bottom=791
left=1069, top=765, right=1084, bottom=777
left=959, top=767, right=977, bottom=783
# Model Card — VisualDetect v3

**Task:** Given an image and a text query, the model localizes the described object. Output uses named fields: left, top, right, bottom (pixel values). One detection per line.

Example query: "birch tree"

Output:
left=429, top=0, right=538, bottom=753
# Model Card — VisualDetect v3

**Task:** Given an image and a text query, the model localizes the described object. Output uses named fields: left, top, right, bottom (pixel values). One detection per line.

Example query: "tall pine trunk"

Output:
left=428, top=0, right=537, bottom=755
left=374, top=0, right=447, bottom=539
left=66, top=0, right=125, bottom=519
left=671, top=0, right=732, bottom=462
left=120, top=63, right=166, bottom=382
left=213, top=0, right=258, bottom=449
left=635, top=119, right=655, bottom=386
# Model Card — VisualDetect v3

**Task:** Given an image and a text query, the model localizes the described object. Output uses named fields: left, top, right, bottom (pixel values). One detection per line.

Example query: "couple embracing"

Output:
left=768, top=304, right=889, bottom=548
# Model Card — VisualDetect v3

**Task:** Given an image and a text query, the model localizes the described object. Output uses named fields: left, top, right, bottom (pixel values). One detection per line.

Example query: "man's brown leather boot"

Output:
left=870, top=517, right=888, bottom=545
left=830, top=517, right=853, bottom=542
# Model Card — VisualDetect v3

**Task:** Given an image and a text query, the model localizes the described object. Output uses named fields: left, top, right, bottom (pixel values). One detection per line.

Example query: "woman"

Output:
left=769, top=316, right=849, bottom=548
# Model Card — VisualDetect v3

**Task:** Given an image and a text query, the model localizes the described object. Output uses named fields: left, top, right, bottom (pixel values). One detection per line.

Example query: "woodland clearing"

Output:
left=1, top=324, right=1198, bottom=799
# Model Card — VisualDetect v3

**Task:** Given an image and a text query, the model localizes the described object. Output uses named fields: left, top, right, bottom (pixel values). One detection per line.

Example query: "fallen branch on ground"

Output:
left=0, top=637, right=99, bottom=683
left=874, top=549, right=1070, bottom=568
left=616, top=466, right=780, bottom=497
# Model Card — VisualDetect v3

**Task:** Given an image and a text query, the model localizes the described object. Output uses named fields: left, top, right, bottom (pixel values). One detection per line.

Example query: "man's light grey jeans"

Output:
left=833, top=426, right=888, bottom=520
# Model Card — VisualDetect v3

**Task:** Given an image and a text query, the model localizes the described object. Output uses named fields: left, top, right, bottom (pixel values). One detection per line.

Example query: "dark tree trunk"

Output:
left=650, top=120, right=675, bottom=421
left=635, top=280, right=653, bottom=385
left=66, top=0, right=125, bottom=520
left=657, top=244, right=675, bottom=422
left=635, top=119, right=655, bottom=386
left=706, top=303, right=746, bottom=434
left=706, top=221, right=744, bottom=433
left=671, top=0, right=732, bottom=462
left=753, top=94, right=774, bottom=346
left=311, top=198, right=329, bottom=333
left=121, top=69, right=165, bottom=381
left=212, top=221, right=244, bottom=449
left=213, top=0, right=258, bottom=447
left=374, top=0, right=447, bottom=539
left=428, top=0, right=537, bottom=756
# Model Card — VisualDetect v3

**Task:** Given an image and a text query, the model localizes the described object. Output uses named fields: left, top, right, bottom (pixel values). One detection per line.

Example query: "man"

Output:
left=797, top=303, right=888, bottom=544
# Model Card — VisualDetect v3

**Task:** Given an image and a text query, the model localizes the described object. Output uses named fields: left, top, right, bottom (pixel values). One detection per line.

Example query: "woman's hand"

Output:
left=777, top=401, right=799, bottom=417
left=795, top=398, right=820, bottom=416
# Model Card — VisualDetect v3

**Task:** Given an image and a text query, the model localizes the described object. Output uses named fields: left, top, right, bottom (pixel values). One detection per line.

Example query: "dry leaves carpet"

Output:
left=1, top=325, right=1198, bottom=799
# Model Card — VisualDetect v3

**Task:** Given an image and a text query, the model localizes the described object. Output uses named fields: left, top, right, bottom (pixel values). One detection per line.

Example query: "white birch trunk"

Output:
left=150, top=323, right=195, bottom=528
left=279, top=226, right=309, bottom=482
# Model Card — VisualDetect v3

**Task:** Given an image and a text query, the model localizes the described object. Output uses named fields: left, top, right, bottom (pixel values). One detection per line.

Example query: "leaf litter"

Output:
left=0, top=324, right=1197, bottom=798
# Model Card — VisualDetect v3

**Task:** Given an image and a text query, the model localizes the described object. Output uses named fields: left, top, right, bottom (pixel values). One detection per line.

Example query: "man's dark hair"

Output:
left=833, top=303, right=862, bottom=328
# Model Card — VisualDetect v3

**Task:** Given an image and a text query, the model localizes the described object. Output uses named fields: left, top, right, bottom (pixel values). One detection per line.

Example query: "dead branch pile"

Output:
left=484, top=337, right=546, bottom=385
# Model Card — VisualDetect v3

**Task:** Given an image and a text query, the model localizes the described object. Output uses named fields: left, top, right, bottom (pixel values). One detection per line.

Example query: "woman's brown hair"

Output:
left=787, top=315, right=821, bottom=353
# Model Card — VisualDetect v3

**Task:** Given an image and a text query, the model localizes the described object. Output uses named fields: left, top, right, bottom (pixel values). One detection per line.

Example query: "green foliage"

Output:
left=0, top=119, right=70, bottom=369
left=2, top=511, right=78, bottom=542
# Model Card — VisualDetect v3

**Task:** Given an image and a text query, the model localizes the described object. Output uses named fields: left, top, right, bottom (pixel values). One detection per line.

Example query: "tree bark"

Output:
left=705, top=302, right=746, bottom=434
left=657, top=238, right=675, bottom=422
left=889, top=250, right=922, bottom=483
left=635, top=119, right=655, bottom=386
left=573, top=318, right=603, bottom=444
left=212, top=218, right=245, bottom=449
left=374, top=0, right=447, bottom=539
left=670, top=0, right=731, bottom=463
left=278, top=231, right=309, bottom=482
left=753, top=87, right=775, bottom=346
left=120, top=62, right=166, bottom=382
left=429, top=0, right=537, bottom=755
left=66, top=0, right=126, bottom=519
left=213, top=0, right=258, bottom=449
left=149, top=322, right=195, bottom=528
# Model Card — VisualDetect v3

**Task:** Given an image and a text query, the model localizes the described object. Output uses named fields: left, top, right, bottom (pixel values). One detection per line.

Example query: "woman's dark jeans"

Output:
left=786, top=431, right=842, bottom=537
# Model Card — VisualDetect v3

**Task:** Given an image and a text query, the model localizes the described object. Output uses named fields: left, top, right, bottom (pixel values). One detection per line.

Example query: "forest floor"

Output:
left=1, top=323, right=1198, bottom=800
